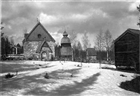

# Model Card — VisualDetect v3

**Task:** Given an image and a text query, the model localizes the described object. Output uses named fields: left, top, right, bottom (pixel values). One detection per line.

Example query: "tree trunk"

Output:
left=99, top=50, right=101, bottom=68
left=107, top=51, right=109, bottom=61
left=0, top=32, right=2, bottom=61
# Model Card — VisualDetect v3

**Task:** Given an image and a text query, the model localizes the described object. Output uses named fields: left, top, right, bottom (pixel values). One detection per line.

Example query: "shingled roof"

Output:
left=128, top=28, right=140, bottom=34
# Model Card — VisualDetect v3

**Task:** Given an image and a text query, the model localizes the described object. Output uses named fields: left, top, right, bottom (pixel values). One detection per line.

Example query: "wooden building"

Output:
left=23, top=21, right=55, bottom=60
left=11, top=44, right=23, bottom=55
left=86, top=48, right=97, bottom=62
left=60, top=31, right=73, bottom=61
left=114, top=28, right=140, bottom=72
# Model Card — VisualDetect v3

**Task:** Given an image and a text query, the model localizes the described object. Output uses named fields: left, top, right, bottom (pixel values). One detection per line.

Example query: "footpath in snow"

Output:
left=0, top=61, right=139, bottom=96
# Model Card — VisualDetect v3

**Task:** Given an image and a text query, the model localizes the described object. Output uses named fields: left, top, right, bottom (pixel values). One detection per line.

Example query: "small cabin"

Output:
left=114, top=28, right=140, bottom=72
left=86, top=48, right=97, bottom=62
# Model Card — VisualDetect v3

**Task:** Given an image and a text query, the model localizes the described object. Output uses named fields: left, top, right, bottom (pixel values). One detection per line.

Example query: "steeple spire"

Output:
left=63, top=30, right=68, bottom=37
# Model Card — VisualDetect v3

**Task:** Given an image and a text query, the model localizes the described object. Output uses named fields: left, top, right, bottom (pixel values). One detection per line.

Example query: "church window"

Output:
left=38, top=34, right=41, bottom=38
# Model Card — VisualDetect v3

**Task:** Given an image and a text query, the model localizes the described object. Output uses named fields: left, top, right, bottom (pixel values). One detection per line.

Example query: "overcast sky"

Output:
left=1, top=0, right=140, bottom=47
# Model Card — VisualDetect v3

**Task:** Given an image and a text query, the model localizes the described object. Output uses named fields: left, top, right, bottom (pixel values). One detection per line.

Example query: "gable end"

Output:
left=26, top=22, right=55, bottom=42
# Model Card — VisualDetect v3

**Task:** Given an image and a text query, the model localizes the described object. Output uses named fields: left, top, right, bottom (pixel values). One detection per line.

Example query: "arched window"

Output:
left=37, top=34, right=41, bottom=38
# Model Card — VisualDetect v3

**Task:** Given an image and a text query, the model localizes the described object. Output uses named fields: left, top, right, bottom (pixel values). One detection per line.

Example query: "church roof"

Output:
left=25, top=22, right=55, bottom=42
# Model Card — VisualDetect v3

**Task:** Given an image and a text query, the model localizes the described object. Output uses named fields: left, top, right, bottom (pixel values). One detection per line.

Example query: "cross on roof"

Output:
left=37, top=17, right=40, bottom=23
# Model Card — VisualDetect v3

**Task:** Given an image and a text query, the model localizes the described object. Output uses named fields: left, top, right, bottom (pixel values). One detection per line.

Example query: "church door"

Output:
left=41, top=51, right=49, bottom=61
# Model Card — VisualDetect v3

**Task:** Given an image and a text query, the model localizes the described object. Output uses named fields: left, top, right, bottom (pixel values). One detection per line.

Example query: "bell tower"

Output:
left=60, top=30, right=73, bottom=61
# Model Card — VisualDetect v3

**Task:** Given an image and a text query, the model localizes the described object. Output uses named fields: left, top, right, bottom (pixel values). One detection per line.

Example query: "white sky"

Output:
left=1, top=0, right=140, bottom=46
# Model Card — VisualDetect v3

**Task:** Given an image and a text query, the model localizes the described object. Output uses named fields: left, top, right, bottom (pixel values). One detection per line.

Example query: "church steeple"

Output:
left=63, top=30, right=68, bottom=37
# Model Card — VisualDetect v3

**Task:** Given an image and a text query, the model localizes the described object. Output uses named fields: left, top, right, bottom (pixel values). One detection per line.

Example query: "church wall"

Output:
left=23, top=22, right=55, bottom=60
left=23, top=41, right=40, bottom=59
left=23, top=41, right=55, bottom=60
left=48, top=41, right=55, bottom=57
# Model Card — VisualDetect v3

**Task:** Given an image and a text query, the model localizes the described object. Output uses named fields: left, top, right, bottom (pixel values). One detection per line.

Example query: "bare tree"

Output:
left=72, top=40, right=81, bottom=51
left=72, top=40, right=82, bottom=62
left=95, top=30, right=104, bottom=51
left=69, top=30, right=77, bottom=44
left=82, top=32, right=91, bottom=50
left=95, top=29, right=104, bottom=68
left=77, top=41, right=83, bottom=66
left=104, top=29, right=112, bottom=61
left=0, top=22, right=5, bottom=60
left=10, top=37, right=15, bottom=47
left=77, top=41, right=82, bottom=51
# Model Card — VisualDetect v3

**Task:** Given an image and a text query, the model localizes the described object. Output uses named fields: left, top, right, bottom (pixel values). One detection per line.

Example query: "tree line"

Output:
left=95, top=29, right=114, bottom=62
left=55, top=29, right=114, bottom=63
left=1, top=33, right=23, bottom=60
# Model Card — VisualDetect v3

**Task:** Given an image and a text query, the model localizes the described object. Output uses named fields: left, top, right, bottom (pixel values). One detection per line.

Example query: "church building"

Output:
left=23, top=21, right=55, bottom=60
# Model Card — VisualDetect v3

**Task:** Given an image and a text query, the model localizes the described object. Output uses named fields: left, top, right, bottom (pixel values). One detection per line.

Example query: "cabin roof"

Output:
left=114, top=28, right=140, bottom=43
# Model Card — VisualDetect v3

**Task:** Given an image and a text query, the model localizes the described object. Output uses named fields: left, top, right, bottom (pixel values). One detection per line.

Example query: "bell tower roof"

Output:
left=61, top=31, right=71, bottom=44
left=63, top=31, right=68, bottom=36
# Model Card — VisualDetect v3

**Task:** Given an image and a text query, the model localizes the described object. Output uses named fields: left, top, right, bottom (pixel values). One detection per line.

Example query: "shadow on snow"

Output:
left=0, top=62, right=53, bottom=73
left=49, top=72, right=100, bottom=96
left=120, top=76, right=140, bottom=94
left=0, top=65, right=56, bottom=91
left=24, top=72, right=100, bottom=96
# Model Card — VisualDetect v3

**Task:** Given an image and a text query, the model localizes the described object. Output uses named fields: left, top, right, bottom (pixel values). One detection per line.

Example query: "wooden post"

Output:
left=0, top=27, right=4, bottom=60
left=16, top=47, right=18, bottom=54
left=0, top=2, right=1, bottom=60
left=0, top=31, right=1, bottom=60
left=138, top=5, right=140, bottom=72
left=114, top=42, right=116, bottom=68
left=139, top=34, right=140, bottom=73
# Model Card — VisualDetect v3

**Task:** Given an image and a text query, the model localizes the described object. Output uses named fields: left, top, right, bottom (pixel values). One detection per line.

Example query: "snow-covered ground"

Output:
left=0, top=61, right=139, bottom=96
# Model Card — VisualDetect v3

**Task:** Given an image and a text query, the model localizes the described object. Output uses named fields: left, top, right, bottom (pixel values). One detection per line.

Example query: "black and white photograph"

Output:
left=0, top=0, right=140, bottom=96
